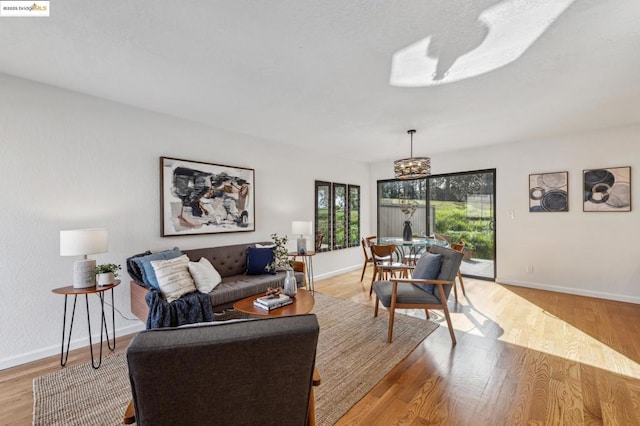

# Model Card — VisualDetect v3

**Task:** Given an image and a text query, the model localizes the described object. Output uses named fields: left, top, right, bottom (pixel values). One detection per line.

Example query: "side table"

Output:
left=52, top=280, right=120, bottom=369
left=288, top=251, right=316, bottom=294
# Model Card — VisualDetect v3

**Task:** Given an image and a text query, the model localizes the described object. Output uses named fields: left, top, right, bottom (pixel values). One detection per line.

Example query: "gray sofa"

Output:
left=126, top=314, right=320, bottom=425
left=129, top=242, right=305, bottom=323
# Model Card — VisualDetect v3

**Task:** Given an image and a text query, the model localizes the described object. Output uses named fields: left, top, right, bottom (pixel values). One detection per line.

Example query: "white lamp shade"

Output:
left=60, top=228, right=108, bottom=256
left=292, top=221, right=313, bottom=236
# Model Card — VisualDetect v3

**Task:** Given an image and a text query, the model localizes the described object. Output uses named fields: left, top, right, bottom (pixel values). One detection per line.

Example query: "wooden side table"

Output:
left=288, top=251, right=316, bottom=293
left=52, top=280, right=120, bottom=369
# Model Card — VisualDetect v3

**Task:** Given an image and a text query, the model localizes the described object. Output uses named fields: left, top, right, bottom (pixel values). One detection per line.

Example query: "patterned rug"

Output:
left=33, top=293, right=438, bottom=425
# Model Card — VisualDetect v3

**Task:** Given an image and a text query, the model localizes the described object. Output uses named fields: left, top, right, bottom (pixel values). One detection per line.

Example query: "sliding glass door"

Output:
left=377, top=169, right=496, bottom=280
left=429, top=169, right=495, bottom=280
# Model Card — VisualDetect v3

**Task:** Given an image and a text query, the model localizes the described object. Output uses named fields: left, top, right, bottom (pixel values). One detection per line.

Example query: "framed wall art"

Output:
left=583, top=166, right=631, bottom=212
left=529, top=171, right=568, bottom=212
left=160, top=156, right=255, bottom=236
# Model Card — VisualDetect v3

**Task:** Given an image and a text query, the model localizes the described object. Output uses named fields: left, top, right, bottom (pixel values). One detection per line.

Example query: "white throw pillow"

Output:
left=188, top=257, right=222, bottom=293
left=255, top=243, right=275, bottom=248
left=151, top=255, right=196, bottom=302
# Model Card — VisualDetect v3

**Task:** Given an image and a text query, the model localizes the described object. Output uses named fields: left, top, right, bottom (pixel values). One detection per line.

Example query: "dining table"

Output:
left=375, top=237, right=449, bottom=264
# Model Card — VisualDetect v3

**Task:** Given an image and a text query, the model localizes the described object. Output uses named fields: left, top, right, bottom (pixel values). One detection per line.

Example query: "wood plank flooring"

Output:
left=1, top=269, right=639, bottom=425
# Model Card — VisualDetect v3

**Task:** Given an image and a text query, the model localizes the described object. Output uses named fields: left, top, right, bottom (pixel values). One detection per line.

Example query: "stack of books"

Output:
left=253, top=294, right=293, bottom=311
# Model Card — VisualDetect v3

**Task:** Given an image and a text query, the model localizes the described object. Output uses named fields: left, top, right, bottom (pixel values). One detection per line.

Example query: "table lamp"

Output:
left=292, top=221, right=312, bottom=254
left=60, top=228, right=108, bottom=288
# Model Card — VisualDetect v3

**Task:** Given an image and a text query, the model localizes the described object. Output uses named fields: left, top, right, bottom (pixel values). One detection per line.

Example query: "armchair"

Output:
left=372, top=245, right=463, bottom=344
left=125, top=315, right=320, bottom=426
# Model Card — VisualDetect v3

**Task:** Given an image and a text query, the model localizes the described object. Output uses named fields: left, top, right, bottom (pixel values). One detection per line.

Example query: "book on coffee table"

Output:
left=253, top=294, right=292, bottom=310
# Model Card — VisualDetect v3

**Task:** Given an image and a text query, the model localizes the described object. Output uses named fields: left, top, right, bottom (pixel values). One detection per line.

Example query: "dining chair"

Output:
left=372, top=246, right=463, bottom=344
left=369, top=243, right=410, bottom=296
left=450, top=243, right=466, bottom=301
left=359, top=236, right=376, bottom=282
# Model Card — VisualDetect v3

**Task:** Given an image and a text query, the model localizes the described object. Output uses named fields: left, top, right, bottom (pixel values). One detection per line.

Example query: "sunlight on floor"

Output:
left=390, top=0, right=576, bottom=87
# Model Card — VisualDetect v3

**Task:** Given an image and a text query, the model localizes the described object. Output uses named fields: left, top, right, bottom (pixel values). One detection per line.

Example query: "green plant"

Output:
left=95, top=263, right=121, bottom=277
left=267, top=233, right=293, bottom=272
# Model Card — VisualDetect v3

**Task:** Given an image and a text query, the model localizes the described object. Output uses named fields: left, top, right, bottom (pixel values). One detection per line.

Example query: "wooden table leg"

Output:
left=123, top=400, right=135, bottom=424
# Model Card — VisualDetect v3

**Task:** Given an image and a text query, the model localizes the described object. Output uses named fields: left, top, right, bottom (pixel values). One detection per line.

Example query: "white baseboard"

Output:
left=0, top=322, right=145, bottom=371
left=315, top=264, right=361, bottom=281
left=496, top=278, right=640, bottom=305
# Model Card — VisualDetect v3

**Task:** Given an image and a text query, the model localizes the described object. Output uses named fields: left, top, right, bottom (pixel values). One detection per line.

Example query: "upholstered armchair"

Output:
left=372, top=245, right=463, bottom=344
left=125, top=315, right=320, bottom=425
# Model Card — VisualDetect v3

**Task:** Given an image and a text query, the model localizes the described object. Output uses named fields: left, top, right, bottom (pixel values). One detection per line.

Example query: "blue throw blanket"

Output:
left=145, top=289, right=214, bottom=329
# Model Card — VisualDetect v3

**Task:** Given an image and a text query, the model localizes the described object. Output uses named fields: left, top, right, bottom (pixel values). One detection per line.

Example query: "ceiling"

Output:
left=1, top=0, right=639, bottom=163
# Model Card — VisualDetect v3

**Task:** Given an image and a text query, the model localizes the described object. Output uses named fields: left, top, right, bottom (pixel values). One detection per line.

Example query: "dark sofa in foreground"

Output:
left=129, top=242, right=305, bottom=323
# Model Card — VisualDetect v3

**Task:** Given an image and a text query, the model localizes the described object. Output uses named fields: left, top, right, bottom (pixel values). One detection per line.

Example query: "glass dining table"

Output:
left=375, top=237, right=449, bottom=264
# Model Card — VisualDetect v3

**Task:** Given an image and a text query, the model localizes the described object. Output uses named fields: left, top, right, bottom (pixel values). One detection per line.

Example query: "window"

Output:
left=315, top=181, right=360, bottom=252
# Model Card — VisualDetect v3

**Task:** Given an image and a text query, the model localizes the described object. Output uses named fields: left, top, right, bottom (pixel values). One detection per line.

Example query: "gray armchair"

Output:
left=125, top=314, right=320, bottom=426
left=372, top=245, right=463, bottom=344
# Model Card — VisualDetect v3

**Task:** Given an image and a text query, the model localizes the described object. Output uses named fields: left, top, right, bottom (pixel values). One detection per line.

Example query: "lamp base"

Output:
left=73, top=259, right=96, bottom=289
left=297, top=238, right=307, bottom=254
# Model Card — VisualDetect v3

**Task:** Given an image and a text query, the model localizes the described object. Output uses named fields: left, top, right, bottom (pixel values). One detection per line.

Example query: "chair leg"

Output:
left=387, top=308, right=395, bottom=343
left=453, top=280, right=459, bottom=302
left=360, top=261, right=367, bottom=281
left=458, top=271, right=466, bottom=296
left=424, top=309, right=430, bottom=319
left=124, top=400, right=135, bottom=424
left=442, top=307, right=457, bottom=345
left=374, top=295, right=379, bottom=317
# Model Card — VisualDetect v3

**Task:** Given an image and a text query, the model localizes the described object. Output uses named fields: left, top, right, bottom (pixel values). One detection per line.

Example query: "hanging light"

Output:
left=394, top=129, right=431, bottom=179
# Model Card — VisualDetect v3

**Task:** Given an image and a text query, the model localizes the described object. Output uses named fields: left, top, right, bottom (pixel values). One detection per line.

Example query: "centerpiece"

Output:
left=400, top=202, right=417, bottom=241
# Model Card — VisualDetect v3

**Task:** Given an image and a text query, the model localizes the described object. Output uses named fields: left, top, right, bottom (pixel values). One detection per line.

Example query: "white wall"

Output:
left=371, top=124, right=640, bottom=303
left=0, top=74, right=369, bottom=369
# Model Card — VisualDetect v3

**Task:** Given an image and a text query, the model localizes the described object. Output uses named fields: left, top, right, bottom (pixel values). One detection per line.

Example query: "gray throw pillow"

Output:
left=412, top=253, right=442, bottom=294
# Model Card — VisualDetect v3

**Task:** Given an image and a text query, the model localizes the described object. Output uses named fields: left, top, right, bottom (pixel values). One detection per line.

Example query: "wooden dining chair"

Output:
left=450, top=242, right=466, bottom=301
left=360, top=236, right=376, bottom=282
left=369, top=244, right=409, bottom=296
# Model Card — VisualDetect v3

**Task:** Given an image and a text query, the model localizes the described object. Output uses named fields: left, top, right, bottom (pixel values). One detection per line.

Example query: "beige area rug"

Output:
left=33, top=293, right=437, bottom=426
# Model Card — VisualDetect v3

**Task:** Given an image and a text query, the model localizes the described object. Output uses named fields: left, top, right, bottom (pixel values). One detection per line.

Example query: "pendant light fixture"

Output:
left=394, top=129, right=431, bottom=179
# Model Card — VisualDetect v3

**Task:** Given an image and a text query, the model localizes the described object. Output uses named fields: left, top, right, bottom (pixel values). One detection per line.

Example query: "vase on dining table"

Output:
left=402, top=220, right=412, bottom=241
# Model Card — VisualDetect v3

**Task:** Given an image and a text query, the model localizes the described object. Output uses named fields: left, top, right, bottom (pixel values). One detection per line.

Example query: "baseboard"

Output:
left=496, top=278, right=640, bottom=305
left=0, top=322, right=145, bottom=371
left=315, top=264, right=361, bottom=281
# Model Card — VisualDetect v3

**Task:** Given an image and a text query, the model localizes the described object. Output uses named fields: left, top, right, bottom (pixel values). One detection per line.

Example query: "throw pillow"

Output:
left=255, top=243, right=275, bottom=248
left=246, top=247, right=275, bottom=275
left=133, top=247, right=183, bottom=289
left=188, top=257, right=222, bottom=293
left=412, top=253, right=442, bottom=294
left=151, top=255, right=197, bottom=303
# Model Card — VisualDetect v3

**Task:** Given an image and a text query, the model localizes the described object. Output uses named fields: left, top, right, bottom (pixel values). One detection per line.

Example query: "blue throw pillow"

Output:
left=133, top=247, right=183, bottom=289
left=412, top=253, right=442, bottom=294
left=246, top=247, right=275, bottom=275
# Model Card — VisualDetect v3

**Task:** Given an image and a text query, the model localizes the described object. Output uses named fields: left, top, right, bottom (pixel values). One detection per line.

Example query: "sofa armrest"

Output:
left=130, top=281, right=149, bottom=323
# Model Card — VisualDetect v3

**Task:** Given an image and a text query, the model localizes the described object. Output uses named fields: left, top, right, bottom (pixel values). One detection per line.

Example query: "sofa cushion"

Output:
left=189, top=257, right=222, bottom=293
left=151, top=255, right=197, bottom=302
left=411, top=252, right=442, bottom=294
left=246, top=247, right=275, bottom=275
left=134, top=247, right=183, bottom=289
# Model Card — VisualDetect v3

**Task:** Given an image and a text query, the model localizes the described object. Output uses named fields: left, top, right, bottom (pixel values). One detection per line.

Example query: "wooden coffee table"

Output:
left=233, top=288, right=314, bottom=317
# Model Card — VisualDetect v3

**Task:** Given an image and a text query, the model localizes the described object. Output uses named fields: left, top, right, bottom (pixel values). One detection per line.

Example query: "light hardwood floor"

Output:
left=2, top=270, right=639, bottom=425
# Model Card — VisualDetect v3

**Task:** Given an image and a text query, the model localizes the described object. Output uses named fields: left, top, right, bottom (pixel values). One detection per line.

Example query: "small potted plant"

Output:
left=95, top=263, right=121, bottom=286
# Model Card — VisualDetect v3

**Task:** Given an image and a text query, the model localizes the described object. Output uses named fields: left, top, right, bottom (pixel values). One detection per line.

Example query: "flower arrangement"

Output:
left=267, top=233, right=293, bottom=272
left=400, top=202, right=417, bottom=220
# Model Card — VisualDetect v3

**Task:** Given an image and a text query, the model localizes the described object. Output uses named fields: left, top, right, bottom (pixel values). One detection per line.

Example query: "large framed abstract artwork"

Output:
left=583, top=166, right=631, bottom=212
left=529, top=172, right=568, bottom=212
left=160, top=157, right=255, bottom=236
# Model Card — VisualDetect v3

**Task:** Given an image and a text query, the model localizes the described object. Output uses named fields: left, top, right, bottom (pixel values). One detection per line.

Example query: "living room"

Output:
left=1, top=1, right=639, bottom=424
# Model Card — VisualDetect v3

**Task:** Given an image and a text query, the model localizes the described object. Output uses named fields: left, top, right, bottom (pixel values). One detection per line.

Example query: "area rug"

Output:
left=33, top=293, right=438, bottom=426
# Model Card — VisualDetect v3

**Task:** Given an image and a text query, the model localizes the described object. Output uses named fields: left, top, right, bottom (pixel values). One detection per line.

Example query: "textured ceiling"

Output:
left=1, top=0, right=639, bottom=163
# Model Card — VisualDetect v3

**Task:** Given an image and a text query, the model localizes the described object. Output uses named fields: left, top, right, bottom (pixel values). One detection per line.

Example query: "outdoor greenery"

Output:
left=432, top=201, right=494, bottom=260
